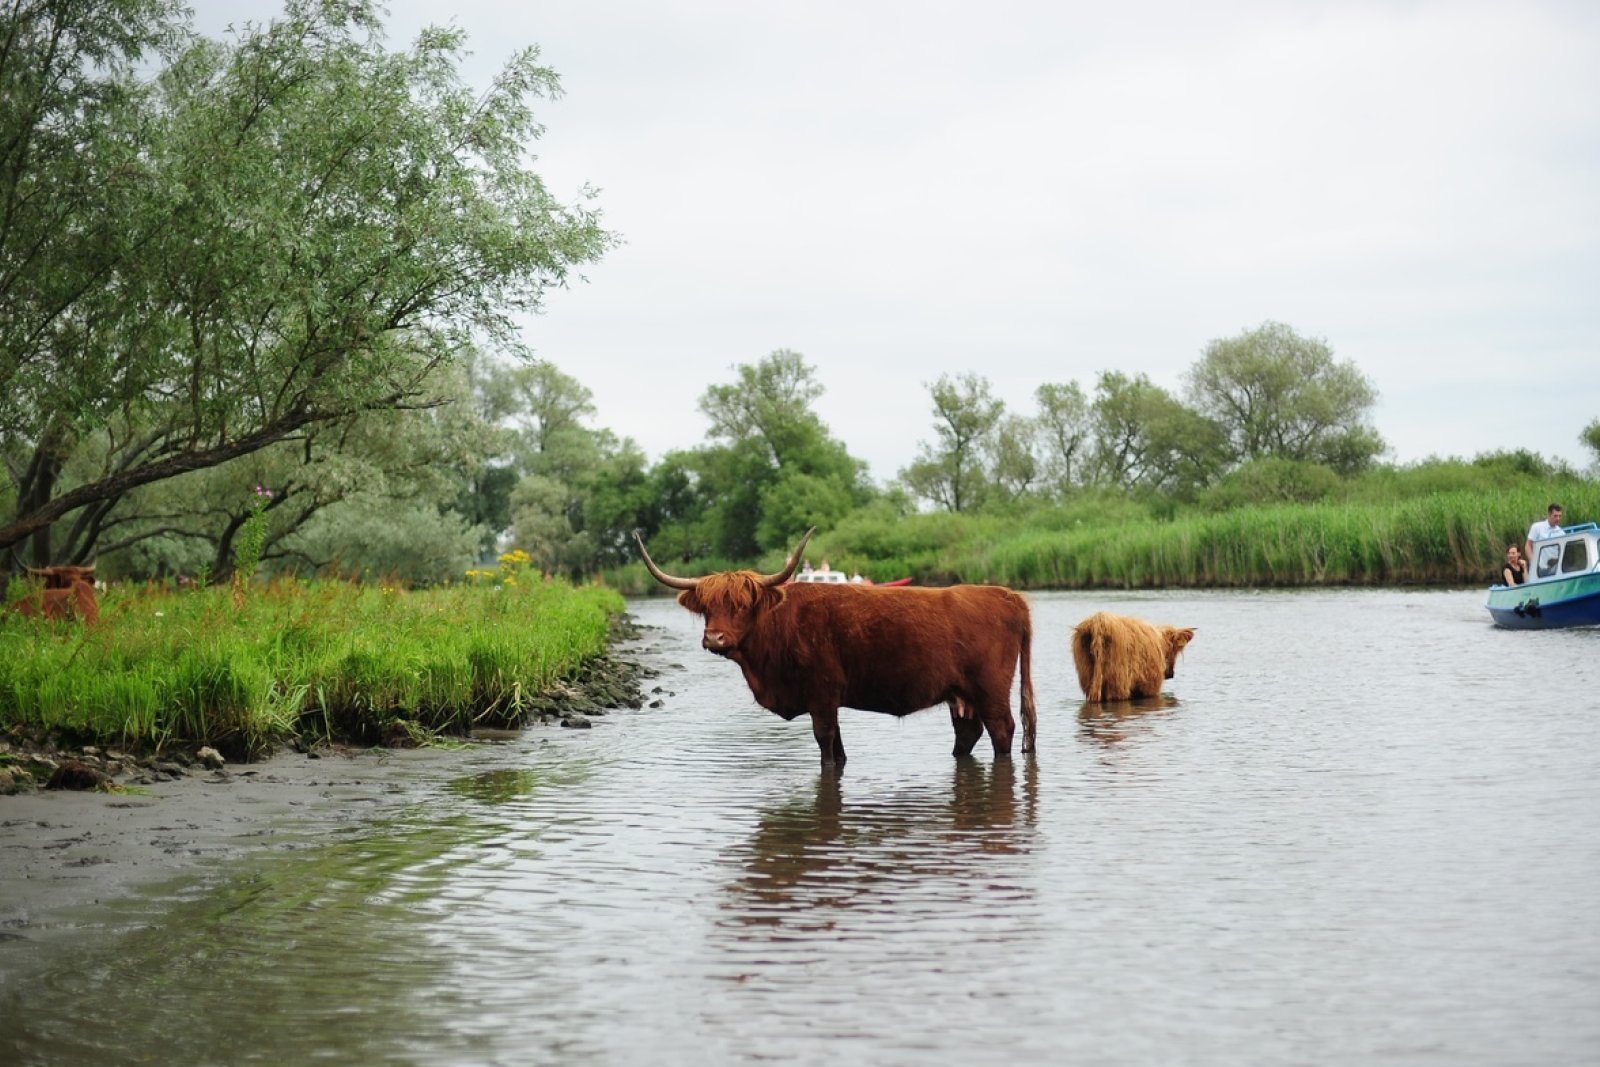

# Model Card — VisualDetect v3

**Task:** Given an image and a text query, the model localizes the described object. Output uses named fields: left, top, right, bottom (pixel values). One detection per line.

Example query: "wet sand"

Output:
left=0, top=740, right=542, bottom=939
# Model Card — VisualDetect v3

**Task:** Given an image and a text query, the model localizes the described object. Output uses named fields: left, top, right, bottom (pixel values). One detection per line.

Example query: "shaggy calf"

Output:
left=1071, top=611, right=1194, bottom=701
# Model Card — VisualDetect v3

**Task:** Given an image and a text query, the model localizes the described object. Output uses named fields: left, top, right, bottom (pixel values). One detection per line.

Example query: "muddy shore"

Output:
left=0, top=626, right=662, bottom=942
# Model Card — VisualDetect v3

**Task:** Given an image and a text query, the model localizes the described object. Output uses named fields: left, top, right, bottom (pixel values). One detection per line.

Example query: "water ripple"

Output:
left=3, top=590, right=1599, bottom=1065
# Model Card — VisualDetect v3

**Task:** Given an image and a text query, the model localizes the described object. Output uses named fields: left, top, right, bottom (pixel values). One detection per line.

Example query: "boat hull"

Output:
left=1486, top=573, right=1600, bottom=629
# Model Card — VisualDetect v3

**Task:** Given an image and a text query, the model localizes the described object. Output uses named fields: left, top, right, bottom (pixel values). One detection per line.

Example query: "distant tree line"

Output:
left=899, top=321, right=1387, bottom=516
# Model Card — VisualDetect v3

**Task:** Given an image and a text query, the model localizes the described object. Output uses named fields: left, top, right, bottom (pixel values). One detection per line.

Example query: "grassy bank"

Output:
left=954, top=486, right=1600, bottom=588
left=0, top=571, right=626, bottom=758
left=608, top=484, right=1600, bottom=592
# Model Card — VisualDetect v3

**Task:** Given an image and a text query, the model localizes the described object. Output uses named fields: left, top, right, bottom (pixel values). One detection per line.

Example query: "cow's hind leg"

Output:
left=978, top=700, right=1015, bottom=760
left=810, top=707, right=847, bottom=767
left=949, top=698, right=983, bottom=758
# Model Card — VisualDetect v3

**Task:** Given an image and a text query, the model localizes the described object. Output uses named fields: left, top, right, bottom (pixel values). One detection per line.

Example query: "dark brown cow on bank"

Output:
left=636, top=530, right=1036, bottom=766
left=1071, top=611, right=1193, bottom=702
left=12, top=565, right=100, bottom=626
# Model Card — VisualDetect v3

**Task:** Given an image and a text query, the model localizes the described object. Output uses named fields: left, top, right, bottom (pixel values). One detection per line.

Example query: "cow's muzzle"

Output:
left=702, top=631, right=734, bottom=655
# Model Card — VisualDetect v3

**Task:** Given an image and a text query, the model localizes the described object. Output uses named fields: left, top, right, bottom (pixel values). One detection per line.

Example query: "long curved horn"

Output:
left=632, top=530, right=699, bottom=591
left=759, top=528, right=816, bottom=587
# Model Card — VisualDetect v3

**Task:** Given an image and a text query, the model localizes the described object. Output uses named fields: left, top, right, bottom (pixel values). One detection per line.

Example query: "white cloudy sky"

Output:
left=203, top=1, right=1600, bottom=481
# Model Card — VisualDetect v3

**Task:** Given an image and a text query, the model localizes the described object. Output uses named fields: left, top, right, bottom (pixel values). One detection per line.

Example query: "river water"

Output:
left=2, top=588, right=1598, bottom=1065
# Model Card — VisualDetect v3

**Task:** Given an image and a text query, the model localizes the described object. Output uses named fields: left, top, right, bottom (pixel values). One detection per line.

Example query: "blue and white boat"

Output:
left=1486, top=522, right=1600, bottom=629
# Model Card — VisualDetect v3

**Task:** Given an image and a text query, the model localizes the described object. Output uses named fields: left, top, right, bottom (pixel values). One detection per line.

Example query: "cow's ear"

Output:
left=1171, top=627, right=1195, bottom=652
left=677, top=589, right=702, bottom=613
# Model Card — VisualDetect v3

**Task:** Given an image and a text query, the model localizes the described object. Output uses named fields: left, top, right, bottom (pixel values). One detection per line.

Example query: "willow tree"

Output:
left=0, top=0, right=611, bottom=568
left=1184, top=321, right=1385, bottom=475
left=900, top=372, right=1005, bottom=513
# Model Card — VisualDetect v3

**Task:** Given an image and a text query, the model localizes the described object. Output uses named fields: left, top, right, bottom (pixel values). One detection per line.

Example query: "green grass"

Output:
left=951, top=486, right=1600, bottom=589
left=0, top=571, right=625, bottom=758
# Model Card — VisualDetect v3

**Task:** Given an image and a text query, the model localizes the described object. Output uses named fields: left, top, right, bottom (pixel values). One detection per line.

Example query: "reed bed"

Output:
left=958, top=486, right=1600, bottom=589
left=0, top=572, right=624, bottom=757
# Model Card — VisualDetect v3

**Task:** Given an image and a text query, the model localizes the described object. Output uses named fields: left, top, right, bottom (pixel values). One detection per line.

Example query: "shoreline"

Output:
left=0, top=619, right=662, bottom=948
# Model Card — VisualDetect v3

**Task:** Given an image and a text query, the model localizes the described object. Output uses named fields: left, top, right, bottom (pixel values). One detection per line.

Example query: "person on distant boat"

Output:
left=1523, top=502, right=1564, bottom=565
left=1501, top=544, right=1527, bottom=586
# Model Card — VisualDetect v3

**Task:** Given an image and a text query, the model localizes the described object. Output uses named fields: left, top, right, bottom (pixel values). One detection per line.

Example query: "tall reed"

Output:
left=957, top=486, right=1600, bottom=589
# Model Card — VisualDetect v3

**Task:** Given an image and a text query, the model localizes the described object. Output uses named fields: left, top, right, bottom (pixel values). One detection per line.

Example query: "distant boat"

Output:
left=791, top=571, right=912, bottom=587
left=1486, top=522, right=1600, bottom=629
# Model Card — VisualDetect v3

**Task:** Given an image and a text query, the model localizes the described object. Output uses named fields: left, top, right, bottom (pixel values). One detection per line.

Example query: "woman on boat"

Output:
left=1501, top=544, right=1527, bottom=586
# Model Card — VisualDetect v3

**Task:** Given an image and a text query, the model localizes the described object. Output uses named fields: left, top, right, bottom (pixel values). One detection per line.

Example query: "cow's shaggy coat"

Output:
left=1071, top=611, right=1193, bottom=702
left=12, top=565, right=99, bottom=626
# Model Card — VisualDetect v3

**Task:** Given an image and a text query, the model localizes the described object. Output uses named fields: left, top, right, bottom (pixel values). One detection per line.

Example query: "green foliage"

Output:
left=699, top=349, right=826, bottom=470
left=900, top=372, right=1005, bottom=512
left=231, top=488, right=273, bottom=585
left=0, top=574, right=624, bottom=755
left=1341, top=456, right=1566, bottom=503
left=1199, top=458, right=1342, bottom=512
left=1185, top=320, right=1386, bottom=473
left=81, top=357, right=502, bottom=581
left=625, top=458, right=1596, bottom=592
left=1, top=0, right=612, bottom=558
left=638, top=351, right=873, bottom=559
left=817, top=507, right=1004, bottom=582
left=943, top=483, right=1600, bottom=589
left=292, top=500, right=483, bottom=585
left=1087, top=370, right=1228, bottom=498
left=756, top=472, right=856, bottom=551
left=1034, top=381, right=1092, bottom=494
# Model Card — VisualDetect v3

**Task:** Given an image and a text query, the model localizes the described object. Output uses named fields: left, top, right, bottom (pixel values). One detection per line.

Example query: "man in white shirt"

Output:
left=1523, top=502, right=1564, bottom=565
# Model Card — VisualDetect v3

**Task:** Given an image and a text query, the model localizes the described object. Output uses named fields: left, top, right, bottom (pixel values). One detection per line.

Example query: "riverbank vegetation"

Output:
left=0, top=565, right=627, bottom=758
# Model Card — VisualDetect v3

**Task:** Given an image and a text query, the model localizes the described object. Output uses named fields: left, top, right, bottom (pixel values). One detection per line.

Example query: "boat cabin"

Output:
left=1529, top=522, right=1597, bottom=581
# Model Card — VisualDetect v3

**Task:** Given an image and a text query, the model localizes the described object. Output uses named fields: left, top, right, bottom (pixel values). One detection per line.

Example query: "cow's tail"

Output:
left=1073, top=614, right=1114, bottom=702
left=1089, top=623, right=1115, bottom=702
left=1019, top=612, right=1037, bottom=754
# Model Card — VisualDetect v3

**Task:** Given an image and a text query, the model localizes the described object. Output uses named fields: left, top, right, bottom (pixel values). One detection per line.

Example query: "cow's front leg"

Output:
left=810, top=707, right=846, bottom=767
left=949, top=698, right=983, bottom=757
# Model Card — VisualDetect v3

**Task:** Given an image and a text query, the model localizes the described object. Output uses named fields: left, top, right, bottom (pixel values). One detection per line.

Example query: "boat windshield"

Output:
left=1562, top=538, right=1590, bottom=574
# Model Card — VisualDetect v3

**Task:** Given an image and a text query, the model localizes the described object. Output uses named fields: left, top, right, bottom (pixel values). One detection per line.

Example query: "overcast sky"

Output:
left=205, top=1, right=1600, bottom=482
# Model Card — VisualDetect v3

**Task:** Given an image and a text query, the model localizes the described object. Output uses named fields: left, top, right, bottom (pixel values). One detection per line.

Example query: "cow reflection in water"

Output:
left=719, top=761, right=1038, bottom=936
left=1076, top=693, right=1181, bottom=749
